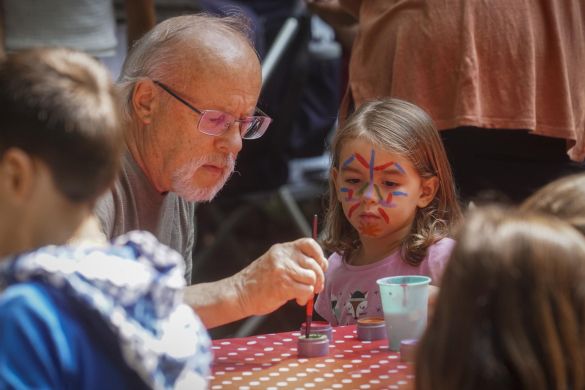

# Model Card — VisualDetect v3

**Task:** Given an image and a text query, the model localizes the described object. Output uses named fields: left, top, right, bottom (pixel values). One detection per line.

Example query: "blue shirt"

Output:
left=0, top=282, right=147, bottom=389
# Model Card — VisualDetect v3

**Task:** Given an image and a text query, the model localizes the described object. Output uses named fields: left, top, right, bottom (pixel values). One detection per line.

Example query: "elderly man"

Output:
left=96, top=14, right=327, bottom=328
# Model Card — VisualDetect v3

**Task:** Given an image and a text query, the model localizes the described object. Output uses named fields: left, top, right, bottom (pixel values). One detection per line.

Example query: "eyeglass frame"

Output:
left=152, top=80, right=272, bottom=140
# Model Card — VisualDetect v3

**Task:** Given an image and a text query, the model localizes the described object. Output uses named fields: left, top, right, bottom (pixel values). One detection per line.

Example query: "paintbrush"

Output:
left=305, top=214, right=318, bottom=338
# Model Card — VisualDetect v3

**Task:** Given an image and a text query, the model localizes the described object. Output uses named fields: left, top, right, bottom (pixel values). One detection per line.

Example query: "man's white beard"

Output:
left=171, top=154, right=236, bottom=202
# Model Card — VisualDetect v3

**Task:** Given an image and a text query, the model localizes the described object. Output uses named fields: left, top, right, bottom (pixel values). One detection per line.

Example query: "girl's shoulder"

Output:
left=428, top=237, right=456, bottom=256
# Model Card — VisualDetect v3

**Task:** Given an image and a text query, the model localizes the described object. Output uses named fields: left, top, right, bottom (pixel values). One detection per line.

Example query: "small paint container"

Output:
left=400, top=339, right=419, bottom=363
left=300, top=321, right=333, bottom=342
left=356, top=316, right=387, bottom=341
left=297, top=334, right=329, bottom=357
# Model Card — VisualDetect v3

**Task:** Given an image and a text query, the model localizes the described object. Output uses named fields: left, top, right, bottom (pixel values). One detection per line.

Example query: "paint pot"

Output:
left=400, top=339, right=419, bottom=363
left=297, top=334, right=329, bottom=357
left=300, top=321, right=333, bottom=342
left=356, top=316, right=387, bottom=341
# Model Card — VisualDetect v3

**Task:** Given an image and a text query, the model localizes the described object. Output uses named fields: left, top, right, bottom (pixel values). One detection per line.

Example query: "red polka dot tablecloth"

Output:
left=209, top=325, right=414, bottom=389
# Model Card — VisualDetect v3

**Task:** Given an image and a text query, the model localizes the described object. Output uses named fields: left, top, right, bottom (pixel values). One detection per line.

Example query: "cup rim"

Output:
left=376, top=275, right=431, bottom=286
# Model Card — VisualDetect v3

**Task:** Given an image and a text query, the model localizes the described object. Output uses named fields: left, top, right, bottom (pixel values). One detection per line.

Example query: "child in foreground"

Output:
left=416, top=206, right=585, bottom=390
left=0, top=48, right=211, bottom=389
left=315, top=98, right=462, bottom=325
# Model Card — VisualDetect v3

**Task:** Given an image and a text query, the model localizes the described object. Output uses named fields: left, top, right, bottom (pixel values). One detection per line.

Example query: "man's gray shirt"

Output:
left=95, top=153, right=195, bottom=283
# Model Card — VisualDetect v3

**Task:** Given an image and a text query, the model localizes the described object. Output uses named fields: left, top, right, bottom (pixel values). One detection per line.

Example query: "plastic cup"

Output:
left=377, top=275, right=431, bottom=351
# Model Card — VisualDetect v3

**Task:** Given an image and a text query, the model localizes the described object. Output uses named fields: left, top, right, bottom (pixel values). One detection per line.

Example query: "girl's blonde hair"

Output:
left=323, top=98, right=462, bottom=265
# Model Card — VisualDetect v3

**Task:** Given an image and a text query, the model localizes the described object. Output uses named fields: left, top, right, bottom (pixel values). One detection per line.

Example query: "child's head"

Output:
left=520, top=173, right=585, bottom=236
left=323, top=98, right=461, bottom=264
left=0, top=48, right=122, bottom=255
left=416, top=206, right=585, bottom=390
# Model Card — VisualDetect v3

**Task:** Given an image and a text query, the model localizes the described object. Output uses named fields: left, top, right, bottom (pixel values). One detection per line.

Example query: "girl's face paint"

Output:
left=334, top=138, right=429, bottom=239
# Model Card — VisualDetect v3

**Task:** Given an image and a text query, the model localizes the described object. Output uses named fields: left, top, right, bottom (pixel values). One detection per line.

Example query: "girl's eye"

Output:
left=345, top=178, right=361, bottom=185
left=383, top=181, right=398, bottom=187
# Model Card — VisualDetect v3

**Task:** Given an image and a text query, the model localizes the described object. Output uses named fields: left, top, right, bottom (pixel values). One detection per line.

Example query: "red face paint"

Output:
left=378, top=208, right=389, bottom=223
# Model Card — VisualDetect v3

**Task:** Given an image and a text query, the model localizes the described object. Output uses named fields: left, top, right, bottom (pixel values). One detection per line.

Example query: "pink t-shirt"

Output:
left=315, top=238, right=455, bottom=326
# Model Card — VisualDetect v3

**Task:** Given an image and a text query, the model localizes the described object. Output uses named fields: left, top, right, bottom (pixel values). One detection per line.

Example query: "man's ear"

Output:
left=0, top=148, right=36, bottom=203
left=131, top=79, right=158, bottom=125
left=417, top=176, right=439, bottom=208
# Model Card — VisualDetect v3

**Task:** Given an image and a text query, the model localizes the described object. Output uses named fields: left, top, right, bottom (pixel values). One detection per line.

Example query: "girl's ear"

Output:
left=0, top=148, right=36, bottom=204
left=417, top=176, right=439, bottom=208
left=332, top=167, right=340, bottom=194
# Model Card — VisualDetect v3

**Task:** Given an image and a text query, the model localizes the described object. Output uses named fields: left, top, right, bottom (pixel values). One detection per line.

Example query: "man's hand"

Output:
left=233, top=238, right=328, bottom=317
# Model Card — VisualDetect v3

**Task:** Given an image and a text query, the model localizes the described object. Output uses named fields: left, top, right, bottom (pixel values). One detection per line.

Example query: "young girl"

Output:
left=416, top=207, right=585, bottom=390
left=315, top=98, right=462, bottom=325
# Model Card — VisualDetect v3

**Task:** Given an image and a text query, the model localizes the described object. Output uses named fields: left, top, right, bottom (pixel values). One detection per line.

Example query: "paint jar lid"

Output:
left=300, top=321, right=333, bottom=342
left=297, top=334, right=329, bottom=357
left=400, top=338, right=419, bottom=362
left=356, top=316, right=387, bottom=341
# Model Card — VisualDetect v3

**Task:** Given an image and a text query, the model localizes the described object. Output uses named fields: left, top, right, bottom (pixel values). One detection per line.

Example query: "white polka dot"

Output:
left=298, top=359, right=308, bottom=364
left=334, top=354, right=345, bottom=358
left=259, top=376, right=270, bottom=381
left=252, top=367, right=261, bottom=372
left=218, top=356, right=228, bottom=361
left=379, top=360, right=389, bottom=364
left=389, top=355, right=399, bottom=359
left=398, top=381, right=408, bottom=385
left=215, top=371, right=225, bottom=376
left=305, top=383, right=315, bottom=388
left=228, top=352, right=237, bottom=356
left=275, top=342, right=283, bottom=346
left=332, top=385, right=343, bottom=389
left=341, top=379, right=352, bottom=384
left=247, top=341, right=257, bottom=345
left=342, top=364, right=353, bottom=369
left=236, top=362, right=244, bottom=366
left=397, top=365, right=408, bottom=369
left=288, top=363, right=299, bottom=368
left=267, top=387, right=277, bottom=390
left=250, top=381, right=260, bottom=386
left=262, top=363, right=272, bottom=367
left=240, top=387, right=250, bottom=390
left=233, top=376, right=243, bottom=381
left=237, top=347, right=248, bottom=351
left=225, top=367, right=235, bottom=371
left=211, top=385, right=221, bottom=389
left=379, top=375, right=389, bottom=379
left=389, top=386, right=399, bottom=389
left=220, top=341, right=231, bottom=345
left=306, top=368, right=319, bottom=373
left=351, top=359, right=362, bottom=363
left=243, top=372, right=252, bottom=376
left=212, top=346, right=221, bottom=350
left=257, top=336, right=266, bottom=339
left=389, top=369, right=398, bottom=374
left=370, top=365, right=380, bottom=369
left=334, top=340, right=345, bottom=344
left=324, top=373, right=335, bottom=378
left=221, top=381, right=232, bottom=385
left=272, top=358, right=282, bottom=362
left=254, top=353, right=265, bottom=357
left=269, top=372, right=280, bottom=377
left=245, top=357, right=255, bottom=362
left=353, top=345, right=363, bottom=349
left=264, top=347, right=274, bottom=352
left=360, top=385, right=371, bottom=389
left=369, top=379, right=381, bottom=385
left=282, top=338, right=293, bottom=342
left=296, top=372, right=307, bottom=377
left=286, top=377, right=298, bottom=382
left=344, top=335, right=353, bottom=339
left=333, top=369, right=343, bottom=373
left=278, top=367, right=290, bottom=372
left=315, top=363, right=326, bottom=368
left=325, top=358, right=336, bottom=363
left=276, top=382, right=288, bottom=387
left=281, top=353, right=292, bottom=357
left=314, top=378, right=325, bottom=383
left=361, top=354, right=372, bottom=358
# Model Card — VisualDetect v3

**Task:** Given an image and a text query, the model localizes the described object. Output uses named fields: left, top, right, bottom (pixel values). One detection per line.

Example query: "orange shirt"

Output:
left=340, top=0, right=585, bottom=161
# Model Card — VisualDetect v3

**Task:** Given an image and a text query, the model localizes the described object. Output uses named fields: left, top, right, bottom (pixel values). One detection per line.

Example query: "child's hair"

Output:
left=0, top=48, right=123, bottom=203
left=520, top=173, right=585, bottom=236
left=323, top=98, right=462, bottom=265
left=416, top=206, right=585, bottom=390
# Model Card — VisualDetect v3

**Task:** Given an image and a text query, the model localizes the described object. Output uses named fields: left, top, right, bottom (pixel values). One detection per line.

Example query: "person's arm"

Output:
left=185, top=238, right=328, bottom=329
left=123, top=0, right=156, bottom=51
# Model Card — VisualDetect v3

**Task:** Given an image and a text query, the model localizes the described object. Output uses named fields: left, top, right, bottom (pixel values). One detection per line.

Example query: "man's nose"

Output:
left=216, top=122, right=243, bottom=155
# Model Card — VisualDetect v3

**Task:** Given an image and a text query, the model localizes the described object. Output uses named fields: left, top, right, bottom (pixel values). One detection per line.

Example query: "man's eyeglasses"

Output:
left=153, top=80, right=272, bottom=140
